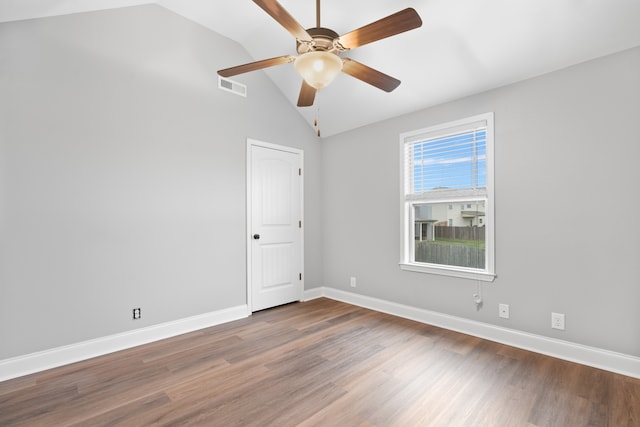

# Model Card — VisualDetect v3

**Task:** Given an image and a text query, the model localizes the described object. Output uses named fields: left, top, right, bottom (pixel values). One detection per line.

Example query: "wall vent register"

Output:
left=218, top=76, right=247, bottom=97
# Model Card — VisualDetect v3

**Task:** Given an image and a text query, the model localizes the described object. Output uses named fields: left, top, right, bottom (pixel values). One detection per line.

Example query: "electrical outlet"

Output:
left=350, top=277, right=357, bottom=288
left=551, top=312, right=565, bottom=330
left=499, top=304, right=509, bottom=319
left=133, top=308, right=141, bottom=320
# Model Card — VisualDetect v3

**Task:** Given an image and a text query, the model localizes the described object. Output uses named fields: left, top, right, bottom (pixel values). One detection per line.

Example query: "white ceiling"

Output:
left=2, top=0, right=640, bottom=137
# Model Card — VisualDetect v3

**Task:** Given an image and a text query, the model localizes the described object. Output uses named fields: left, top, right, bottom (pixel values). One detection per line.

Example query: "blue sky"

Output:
left=412, top=130, right=486, bottom=193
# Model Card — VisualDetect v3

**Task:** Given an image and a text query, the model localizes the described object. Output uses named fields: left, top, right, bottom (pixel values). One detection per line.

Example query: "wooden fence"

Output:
left=434, top=226, right=485, bottom=241
left=415, top=241, right=485, bottom=269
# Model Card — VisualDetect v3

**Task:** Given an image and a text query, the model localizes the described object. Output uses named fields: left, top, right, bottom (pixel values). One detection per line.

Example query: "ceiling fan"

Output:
left=218, top=0, right=423, bottom=107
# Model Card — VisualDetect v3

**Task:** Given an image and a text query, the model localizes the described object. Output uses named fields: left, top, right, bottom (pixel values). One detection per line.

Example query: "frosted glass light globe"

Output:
left=294, top=51, right=343, bottom=89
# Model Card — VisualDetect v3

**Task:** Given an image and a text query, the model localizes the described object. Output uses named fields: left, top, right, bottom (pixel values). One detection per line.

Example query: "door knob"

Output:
left=253, top=234, right=260, bottom=240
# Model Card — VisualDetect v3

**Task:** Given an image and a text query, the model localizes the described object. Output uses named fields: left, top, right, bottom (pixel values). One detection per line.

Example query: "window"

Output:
left=400, top=113, right=495, bottom=281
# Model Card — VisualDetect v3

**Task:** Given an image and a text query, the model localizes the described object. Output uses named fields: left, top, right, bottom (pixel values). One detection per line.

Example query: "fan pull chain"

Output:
left=314, top=96, right=321, bottom=137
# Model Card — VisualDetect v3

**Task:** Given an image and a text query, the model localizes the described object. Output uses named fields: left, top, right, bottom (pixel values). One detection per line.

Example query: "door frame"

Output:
left=246, top=138, right=304, bottom=313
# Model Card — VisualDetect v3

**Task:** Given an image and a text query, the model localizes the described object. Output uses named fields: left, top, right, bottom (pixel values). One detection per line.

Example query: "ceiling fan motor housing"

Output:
left=296, top=27, right=340, bottom=54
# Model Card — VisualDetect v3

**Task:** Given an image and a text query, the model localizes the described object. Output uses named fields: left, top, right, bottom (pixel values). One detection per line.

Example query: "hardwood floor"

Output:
left=1, top=298, right=639, bottom=426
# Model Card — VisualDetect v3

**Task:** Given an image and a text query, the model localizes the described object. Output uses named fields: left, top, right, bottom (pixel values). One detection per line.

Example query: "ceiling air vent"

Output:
left=218, top=76, right=247, bottom=97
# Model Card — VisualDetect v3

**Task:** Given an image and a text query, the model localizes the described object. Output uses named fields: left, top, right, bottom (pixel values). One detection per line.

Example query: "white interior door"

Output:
left=248, top=140, right=303, bottom=312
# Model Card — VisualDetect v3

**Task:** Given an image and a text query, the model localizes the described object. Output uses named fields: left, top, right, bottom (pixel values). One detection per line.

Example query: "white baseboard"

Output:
left=5, top=289, right=639, bottom=382
left=304, top=287, right=640, bottom=379
left=302, top=287, right=324, bottom=301
left=0, top=305, right=249, bottom=382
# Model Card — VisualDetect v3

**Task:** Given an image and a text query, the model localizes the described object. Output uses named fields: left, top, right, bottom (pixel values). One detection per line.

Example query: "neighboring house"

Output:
left=415, top=202, right=485, bottom=241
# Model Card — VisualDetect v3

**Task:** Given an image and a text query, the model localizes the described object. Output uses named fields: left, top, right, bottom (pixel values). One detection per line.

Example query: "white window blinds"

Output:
left=403, top=117, right=489, bottom=201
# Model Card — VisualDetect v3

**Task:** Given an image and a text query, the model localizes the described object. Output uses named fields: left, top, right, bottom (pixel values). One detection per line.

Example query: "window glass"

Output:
left=414, top=201, right=485, bottom=269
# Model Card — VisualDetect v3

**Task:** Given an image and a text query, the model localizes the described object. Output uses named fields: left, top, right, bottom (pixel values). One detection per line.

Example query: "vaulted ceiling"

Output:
left=2, top=0, right=640, bottom=137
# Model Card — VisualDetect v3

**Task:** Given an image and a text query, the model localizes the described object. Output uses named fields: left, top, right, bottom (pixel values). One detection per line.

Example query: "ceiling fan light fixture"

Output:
left=294, top=51, right=343, bottom=89
left=218, top=1, right=422, bottom=107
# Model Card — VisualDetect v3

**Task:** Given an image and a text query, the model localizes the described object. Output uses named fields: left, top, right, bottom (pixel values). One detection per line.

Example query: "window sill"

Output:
left=399, top=262, right=496, bottom=282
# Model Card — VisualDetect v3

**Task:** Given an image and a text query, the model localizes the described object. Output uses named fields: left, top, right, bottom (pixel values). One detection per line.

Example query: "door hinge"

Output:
left=299, top=273, right=302, bottom=280
left=299, top=220, right=302, bottom=228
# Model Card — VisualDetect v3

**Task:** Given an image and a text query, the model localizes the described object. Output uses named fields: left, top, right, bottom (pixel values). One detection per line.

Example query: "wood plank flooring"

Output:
left=1, top=298, right=639, bottom=426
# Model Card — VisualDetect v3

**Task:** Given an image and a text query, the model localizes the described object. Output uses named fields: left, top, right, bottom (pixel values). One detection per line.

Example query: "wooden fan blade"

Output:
left=253, top=0, right=313, bottom=42
left=335, top=8, right=422, bottom=50
left=218, top=55, right=295, bottom=77
left=297, top=81, right=317, bottom=107
left=341, top=58, right=401, bottom=92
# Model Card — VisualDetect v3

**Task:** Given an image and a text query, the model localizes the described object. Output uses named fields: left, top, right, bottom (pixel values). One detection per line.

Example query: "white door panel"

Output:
left=248, top=141, right=303, bottom=312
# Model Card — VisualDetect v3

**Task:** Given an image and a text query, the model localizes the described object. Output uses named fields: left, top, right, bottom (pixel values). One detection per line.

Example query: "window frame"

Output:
left=399, top=112, right=496, bottom=282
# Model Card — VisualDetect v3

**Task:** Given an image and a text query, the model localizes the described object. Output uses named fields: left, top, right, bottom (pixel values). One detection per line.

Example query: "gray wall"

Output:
left=0, top=5, right=321, bottom=359
left=2, top=3, right=638, bottom=363
left=321, top=46, right=640, bottom=357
